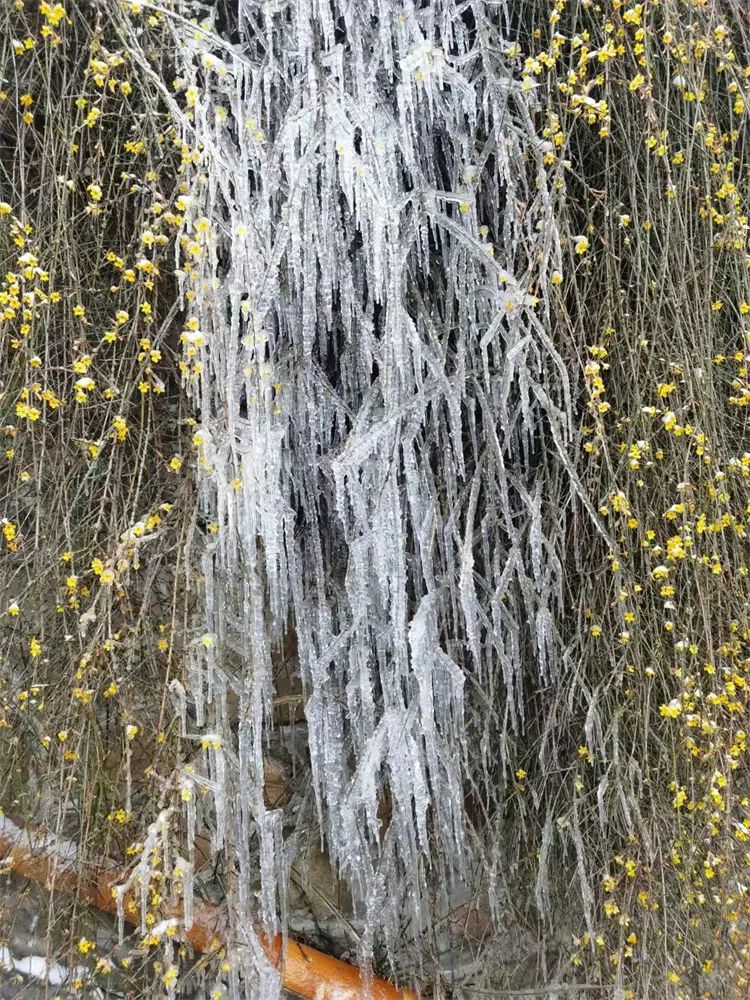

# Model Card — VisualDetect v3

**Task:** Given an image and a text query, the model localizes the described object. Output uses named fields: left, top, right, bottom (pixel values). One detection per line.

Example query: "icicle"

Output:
left=114, top=884, right=126, bottom=946
left=136, top=810, right=171, bottom=933
left=206, top=738, right=226, bottom=853
left=181, top=776, right=196, bottom=866
left=168, top=678, right=187, bottom=737
left=124, top=737, right=132, bottom=816
left=174, top=856, right=194, bottom=932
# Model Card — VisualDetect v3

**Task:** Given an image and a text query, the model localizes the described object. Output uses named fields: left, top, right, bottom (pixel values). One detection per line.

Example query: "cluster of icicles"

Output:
left=122, top=1, right=583, bottom=994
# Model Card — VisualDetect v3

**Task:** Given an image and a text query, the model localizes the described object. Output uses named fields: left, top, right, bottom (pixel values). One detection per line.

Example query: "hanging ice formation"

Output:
left=129, top=0, right=581, bottom=992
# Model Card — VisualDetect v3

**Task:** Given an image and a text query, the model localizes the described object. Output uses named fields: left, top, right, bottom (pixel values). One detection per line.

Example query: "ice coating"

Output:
left=120, top=1, right=577, bottom=993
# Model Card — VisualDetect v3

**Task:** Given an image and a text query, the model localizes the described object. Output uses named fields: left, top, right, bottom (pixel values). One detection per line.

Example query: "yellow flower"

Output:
left=29, top=636, right=42, bottom=658
left=16, top=401, right=41, bottom=421
left=40, top=2, right=67, bottom=25
left=574, top=235, right=590, bottom=255
left=112, top=415, right=128, bottom=441
left=659, top=699, right=682, bottom=719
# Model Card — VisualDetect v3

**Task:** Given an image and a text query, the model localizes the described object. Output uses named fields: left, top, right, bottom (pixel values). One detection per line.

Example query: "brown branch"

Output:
left=0, top=816, right=416, bottom=1000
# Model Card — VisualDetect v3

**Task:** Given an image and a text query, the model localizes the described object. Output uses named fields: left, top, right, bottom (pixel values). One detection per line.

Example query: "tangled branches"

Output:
left=1, top=1, right=750, bottom=998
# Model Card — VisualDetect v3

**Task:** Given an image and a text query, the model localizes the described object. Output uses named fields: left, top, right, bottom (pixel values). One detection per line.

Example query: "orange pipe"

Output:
left=0, top=818, right=416, bottom=1000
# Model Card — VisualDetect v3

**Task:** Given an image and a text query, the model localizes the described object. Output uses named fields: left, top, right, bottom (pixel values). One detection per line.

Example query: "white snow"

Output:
left=0, top=945, right=87, bottom=986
